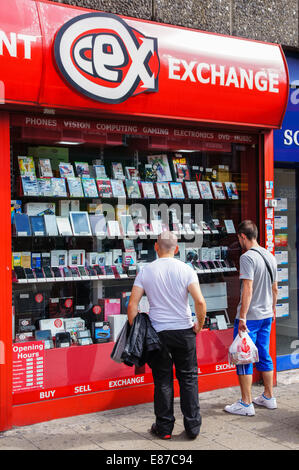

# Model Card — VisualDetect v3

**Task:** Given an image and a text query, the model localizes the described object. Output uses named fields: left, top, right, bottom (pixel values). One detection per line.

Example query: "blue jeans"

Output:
left=234, top=318, right=274, bottom=375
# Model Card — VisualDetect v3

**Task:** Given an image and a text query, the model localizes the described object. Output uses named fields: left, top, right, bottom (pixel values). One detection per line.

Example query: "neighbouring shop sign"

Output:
left=0, top=0, right=289, bottom=128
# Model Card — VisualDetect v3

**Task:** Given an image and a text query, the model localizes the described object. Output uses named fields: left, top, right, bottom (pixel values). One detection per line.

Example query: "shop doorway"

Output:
left=274, top=166, right=299, bottom=370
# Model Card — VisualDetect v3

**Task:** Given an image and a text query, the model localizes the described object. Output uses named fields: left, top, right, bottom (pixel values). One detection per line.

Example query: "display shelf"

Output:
left=16, top=195, right=239, bottom=203
left=12, top=266, right=237, bottom=284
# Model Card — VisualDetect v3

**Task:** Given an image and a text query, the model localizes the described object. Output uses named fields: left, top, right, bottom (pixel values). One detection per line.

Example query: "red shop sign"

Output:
left=0, top=0, right=288, bottom=128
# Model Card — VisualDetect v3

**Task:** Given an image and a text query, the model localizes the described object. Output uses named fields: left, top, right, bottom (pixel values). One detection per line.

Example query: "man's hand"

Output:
left=193, top=322, right=201, bottom=334
left=238, top=319, right=248, bottom=337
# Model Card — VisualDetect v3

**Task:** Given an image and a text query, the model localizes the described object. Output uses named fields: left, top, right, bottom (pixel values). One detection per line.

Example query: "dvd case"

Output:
left=81, top=178, right=98, bottom=198
left=21, top=176, right=39, bottom=196
left=198, top=181, right=213, bottom=199
left=111, top=179, right=126, bottom=198
left=225, top=182, right=239, bottom=199
left=211, top=182, right=226, bottom=199
left=112, top=162, right=125, bottom=180
left=75, top=162, right=90, bottom=178
left=37, top=178, right=53, bottom=197
left=156, top=182, right=171, bottom=199
left=18, top=156, right=36, bottom=177
left=185, top=181, right=200, bottom=199
left=96, top=179, right=113, bottom=198
left=38, top=158, right=53, bottom=178
left=93, top=164, right=107, bottom=179
left=141, top=181, right=156, bottom=199
left=59, top=163, right=75, bottom=178
left=51, top=178, right=67, bottom=197
left=125, top=167, right=140, bottom=180
left=125, top=179, right=141, bottom=198
left=176, top=164, right=190, bottom=181
left=169, top=182, right=185, bottom=199
left=147, top=155, right=172, bottom=181
left=67, top=177, right=84, bottom=198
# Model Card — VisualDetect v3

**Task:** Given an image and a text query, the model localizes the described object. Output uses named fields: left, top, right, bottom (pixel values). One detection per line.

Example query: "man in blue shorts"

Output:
left=225, top=220, right=278, bottom=416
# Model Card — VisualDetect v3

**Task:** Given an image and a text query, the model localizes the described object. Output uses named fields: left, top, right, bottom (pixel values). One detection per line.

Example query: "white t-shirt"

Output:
left=133, top=257, right=199, bottom=332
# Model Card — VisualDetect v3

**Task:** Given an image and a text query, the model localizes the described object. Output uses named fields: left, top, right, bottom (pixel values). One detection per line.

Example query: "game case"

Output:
left=169, top=182, right=185, bottom=199
left=211, top=182, right=226, bottom=199
left=156, top=182, right=171, bottom=199
left=59, top=162, right=75, bottom=178
left=112, top=162, right=125, bottom=180
left=125, top=167, right=140, bottom=180
left=37, top=178, right=53, bottom=197
left=81, top=178, right=98, bottom=198
left=96, top=179, right=113, bottom=198
left=141, top=181, right=156, bottom=199
left=51, top=178, right=67, bottom=197
left=67, top=177, right=84, bottom=198
left=225, top=182, right=239, bottom=199
left=18, top=156, right=36, bottom=177
left=197, top=181, right=213, bottom=199
left=185, top=181, right=200, bottom=199
left=147, top=155, right=172, bottom=181
left=125, top=179, right=141, bottom=198
left=111, top=179, right=126, bottom=198
left=93, top=164, right=107, bottom=179
left=75, top=162, right=90, bottom=178
left=21, top=176, right=39, bottom=196
left=38, top=158, right=53, bottom=178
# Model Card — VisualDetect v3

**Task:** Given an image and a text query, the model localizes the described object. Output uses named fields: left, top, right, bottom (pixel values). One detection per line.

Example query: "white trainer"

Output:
left=224, top=400, right=255, bottom=416
left=252, top=394, right=277, bottom=409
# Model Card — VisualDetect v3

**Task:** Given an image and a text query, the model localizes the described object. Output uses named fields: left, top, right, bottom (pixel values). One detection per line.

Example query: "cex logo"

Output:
left=54, top=13, right=160, bottom=104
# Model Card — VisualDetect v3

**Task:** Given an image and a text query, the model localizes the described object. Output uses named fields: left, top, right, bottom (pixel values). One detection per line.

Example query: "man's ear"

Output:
left=174, top=245, right=179, bottom=255
left=154, top=242, right=158, bottom=253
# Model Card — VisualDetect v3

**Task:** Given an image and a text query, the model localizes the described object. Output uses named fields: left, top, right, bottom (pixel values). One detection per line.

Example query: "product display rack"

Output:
left=11, top=141, right=246, bottom=351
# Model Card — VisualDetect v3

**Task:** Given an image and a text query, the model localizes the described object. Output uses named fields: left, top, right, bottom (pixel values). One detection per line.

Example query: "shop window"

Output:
left=11, top=119, right=259, bottom=401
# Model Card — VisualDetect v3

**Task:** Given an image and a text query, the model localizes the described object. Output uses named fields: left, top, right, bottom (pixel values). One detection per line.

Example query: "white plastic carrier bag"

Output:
left=228, top=331, right=259, bottom=365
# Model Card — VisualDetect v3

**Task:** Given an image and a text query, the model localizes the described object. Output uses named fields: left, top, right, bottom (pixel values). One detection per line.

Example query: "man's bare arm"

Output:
left=127, top=285, right=145, bottom=326
left=272, top=281, right=278, bottom=318
left=238, top=279, right=253, bottom=334
left=188, top=282, right=206, bottom=333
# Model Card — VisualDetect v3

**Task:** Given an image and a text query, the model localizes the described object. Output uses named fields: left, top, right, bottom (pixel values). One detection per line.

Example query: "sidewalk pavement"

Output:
left=1, top=369, right=299, bottom=451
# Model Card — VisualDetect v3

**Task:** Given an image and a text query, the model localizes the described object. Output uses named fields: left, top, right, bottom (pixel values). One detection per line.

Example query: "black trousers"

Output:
left=148, top=328, right=201, bottom=436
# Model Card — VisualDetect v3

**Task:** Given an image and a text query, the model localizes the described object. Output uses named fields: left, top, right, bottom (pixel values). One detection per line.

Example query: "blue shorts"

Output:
left=234, top=318, right=274, bottom=375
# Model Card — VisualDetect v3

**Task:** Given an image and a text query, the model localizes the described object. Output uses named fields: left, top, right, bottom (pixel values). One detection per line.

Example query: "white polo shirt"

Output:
left=134, top=257, right=199, bottom=332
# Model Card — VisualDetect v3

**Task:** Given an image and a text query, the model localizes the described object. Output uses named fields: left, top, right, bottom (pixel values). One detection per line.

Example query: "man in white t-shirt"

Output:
left=127, top=231, right=206, bottom=440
